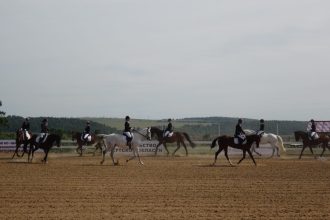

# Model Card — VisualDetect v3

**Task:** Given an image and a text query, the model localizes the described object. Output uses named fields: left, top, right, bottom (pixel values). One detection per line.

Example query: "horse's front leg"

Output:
left=110, top=147, right=118, bottom=166
left=238, top=150, right=246, bottom=164
left=308, top=145, right=316, bottom=159
left=251, top=143, right=262, bottom=157
left=42, top=149, right=49, bottom=163
left=100, top=145, right=107, bottom=165
left=212, top=147, right=223, bottom=166
left=130, top=147, right=143, bottom=165
left=154, top=142, right=162, bottom=156
left=247, top=149, right=257, bottom=166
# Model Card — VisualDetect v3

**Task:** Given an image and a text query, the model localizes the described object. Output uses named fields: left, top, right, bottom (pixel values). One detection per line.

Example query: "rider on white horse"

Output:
left=308, top=119, right=319, bottom=140
left=257, top=119, right=265, bottom=136
left=235, top=119, right=246, bottom=144
left=82, top=121, right=91, bottom=144
left=163, top=118, right=173, bottom=138
left=123, top=116, right=133, bottom=149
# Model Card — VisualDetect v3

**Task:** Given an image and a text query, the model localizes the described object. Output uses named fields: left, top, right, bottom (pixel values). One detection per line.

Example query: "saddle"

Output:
left=234, top=138, right=247, bottom=145
left=36, top=133, right=48, bottom=144
left=81, top=134, right=92, bottom=142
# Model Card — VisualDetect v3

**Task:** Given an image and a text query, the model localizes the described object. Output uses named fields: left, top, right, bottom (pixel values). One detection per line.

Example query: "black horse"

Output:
left=294, top=131, right=330, bottom=159
left=150, top=127, right=195, bottom=156
left=210, top=134, right=260, bottom=166
left=28, top=134, right=61, bottom=163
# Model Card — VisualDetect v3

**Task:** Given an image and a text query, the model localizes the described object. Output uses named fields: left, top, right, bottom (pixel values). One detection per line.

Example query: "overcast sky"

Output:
left=1, top=0, right=330, bottom=120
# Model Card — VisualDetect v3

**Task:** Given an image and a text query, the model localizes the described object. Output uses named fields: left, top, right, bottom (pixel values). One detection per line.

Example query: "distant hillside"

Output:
left=86, top=117, right=307, bottom=139
left=0, top=116, right=308, bottom=140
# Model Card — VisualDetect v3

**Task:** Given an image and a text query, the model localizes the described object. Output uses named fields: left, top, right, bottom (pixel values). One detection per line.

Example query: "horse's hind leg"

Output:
left=182, top=141, right=188, bottom=156
left=212, top=147, right=223, bottom=166
left=110, top=148, right=117, bottom=166
left=224, top=147, right=233, bottom=166
left=299, top=146, right=307, bottom=159
left=172, top=142, right=181, bottom=156
left=154, top=142, right=162, bottom=156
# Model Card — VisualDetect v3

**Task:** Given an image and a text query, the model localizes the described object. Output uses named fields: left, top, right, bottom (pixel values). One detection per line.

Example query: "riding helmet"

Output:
left=310, top=119, right=314, bottom=122
left=238, top=118, right=242, bottom=123
left=125, top=116, right=130, bottom=120
left=168, top=118, right=172, bottom=122
left=260, top=119, right=264, bottom=123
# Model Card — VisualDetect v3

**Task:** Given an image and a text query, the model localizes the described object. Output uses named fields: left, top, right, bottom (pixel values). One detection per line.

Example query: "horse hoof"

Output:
left=140, top=161, right=144, bottom=165
left=100, top=161, right=104, bottom=165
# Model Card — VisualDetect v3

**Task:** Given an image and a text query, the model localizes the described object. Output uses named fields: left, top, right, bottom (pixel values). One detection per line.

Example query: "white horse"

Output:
left=100, top=127, right=151, bottom=165
left=244, top=129, right=286, bottom=158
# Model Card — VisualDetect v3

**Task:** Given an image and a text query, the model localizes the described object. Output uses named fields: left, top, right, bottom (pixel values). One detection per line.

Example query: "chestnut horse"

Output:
left=28, top=134, right=61, bottom=163
left=12, top=129, right=32, bottom=159
left=210, top=134, right=261, bottom=166
left=150, top=127, right=195, bottom=156
left=294, top=131, right=330, bottom=159
left=72, top=132, right=101, bottom=156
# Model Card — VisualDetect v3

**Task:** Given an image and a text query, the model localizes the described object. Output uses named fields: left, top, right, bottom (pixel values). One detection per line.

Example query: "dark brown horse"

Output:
left=72, top=132, right=102, bottom=156
left=28, top=133, right=61, bottom=163
left=150, top=127, right=196, bottom=156
left=12, top=129, right=33, bottom=159
left=210, top=134, right=261, bottom=166
left=294, top=131, right=330, bottom=159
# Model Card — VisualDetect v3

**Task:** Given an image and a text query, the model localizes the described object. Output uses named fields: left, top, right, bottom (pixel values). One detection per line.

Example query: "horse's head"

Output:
left=16, top=129, right=24, bottom=142
left=150, top=127, right=162, bottom=139
left=71, top=131, right=76, bottom=141
left=294, top=131, right=301, bottom=142
left=55, top=134, right=61, bottom=147
left=146, top=127, right=151, bottom=140
left=247, top=134, right=261, bottom=148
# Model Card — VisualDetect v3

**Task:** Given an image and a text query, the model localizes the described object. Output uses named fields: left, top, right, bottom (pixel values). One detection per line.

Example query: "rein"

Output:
left=132, top=129, right=150, bottom=139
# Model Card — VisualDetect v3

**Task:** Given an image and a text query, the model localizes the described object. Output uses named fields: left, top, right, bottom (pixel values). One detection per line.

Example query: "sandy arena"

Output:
left=0, top=152, right=329, bottom=219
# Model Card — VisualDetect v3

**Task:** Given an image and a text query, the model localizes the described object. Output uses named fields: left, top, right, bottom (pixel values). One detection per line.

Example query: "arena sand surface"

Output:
left=0, top=152, right=329, bottom=219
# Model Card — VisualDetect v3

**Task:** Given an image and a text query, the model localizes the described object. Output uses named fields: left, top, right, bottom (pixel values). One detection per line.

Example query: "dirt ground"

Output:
left=0, top=152, right=329, bottom=219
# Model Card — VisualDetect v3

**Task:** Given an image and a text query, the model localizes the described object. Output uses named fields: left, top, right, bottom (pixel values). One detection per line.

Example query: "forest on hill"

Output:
left=0, top=116, right=307, bottom=140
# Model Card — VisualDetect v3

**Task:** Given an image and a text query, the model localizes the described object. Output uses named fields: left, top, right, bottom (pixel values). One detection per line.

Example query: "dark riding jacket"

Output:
left=235, top=123, right=245, bottom=136
left=41, top=122, right=48, bottom=133
left=21, top=121, right=30, bottom=130
left=311, top=123, right=316, bottom=132
left=165, top=123, right=173, bottom=132
left=259, top=122, right=265, bottom=131
left=84, top=125, right=91, bottom=134
left=124, top=122, right=131, bottom=132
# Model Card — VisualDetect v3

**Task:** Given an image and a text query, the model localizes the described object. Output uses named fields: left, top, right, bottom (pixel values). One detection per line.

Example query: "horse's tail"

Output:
left=276, top=135, right=286, bottom=153
left=211, top=137, right=219, bottom=149
left=182, top=132, right=196, bottom=148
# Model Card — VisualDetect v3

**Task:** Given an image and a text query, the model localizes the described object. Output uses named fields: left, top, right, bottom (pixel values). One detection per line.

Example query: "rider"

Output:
left=39, top=118, right=49, bottom=144
left=163, top=118, right=173, bottom=139
left=308, top=119, right=319, bottom=140
left=82, top=121, right=91, bottom=144
left=257, top=119, right=265, bottom=136
left=123, top=116, right=133, bottom=149
left=21, top=117, right=30, bottom=152
left=234, top=118, right=246, bottom=145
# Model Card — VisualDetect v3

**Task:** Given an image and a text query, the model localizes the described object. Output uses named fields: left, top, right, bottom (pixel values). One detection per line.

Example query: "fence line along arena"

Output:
left=1, top=119, right=330, bottom=219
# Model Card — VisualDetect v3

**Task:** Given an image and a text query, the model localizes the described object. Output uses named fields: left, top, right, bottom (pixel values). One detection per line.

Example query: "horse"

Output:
left=28, top=134, right=61, bottom=163
left=12, top=129, right=32, bottom=159
left=71, top=132, right=102, bottom=156
left=150, top=127, right=196, bottom=156
left=210, top=134, right=261, bottom=166
left=100, top=128, right=151, bottom=166
left=294, top=131, right=330, bottom=159
left=244, top=129, right=286, bottom=158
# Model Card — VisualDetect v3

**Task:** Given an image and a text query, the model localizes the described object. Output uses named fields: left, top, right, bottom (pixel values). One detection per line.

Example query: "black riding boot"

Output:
left=127, top=141, right=132, bottom=150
